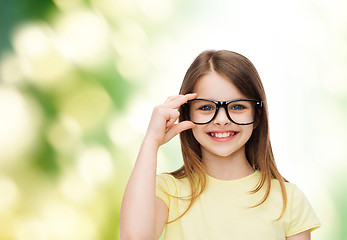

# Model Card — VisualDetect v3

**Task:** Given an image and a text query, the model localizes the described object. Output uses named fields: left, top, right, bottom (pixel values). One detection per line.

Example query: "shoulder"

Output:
left=281, top=182, right=310, bottom=204
left=283, top=182, right=299, bottom=196
left=270, top=178, right=301, bottom=196
left=156, top=173, right=177, bottom=181
left=269, top=177, right=316, bottom=210
left=268, top=179, right=308, bottom=207
left=156, top=173, right=189, bottom=192
left=283, top=182, right=314, bottom=209
left=156, top=173, right=190, bottom=208
left=156, top=173, right=183, bottom=185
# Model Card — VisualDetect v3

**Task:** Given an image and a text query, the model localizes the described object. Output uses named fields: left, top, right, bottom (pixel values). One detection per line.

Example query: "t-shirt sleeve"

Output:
left=286, top=185, right=321, bottom=236
left=156, top=174, right=175, bottom=208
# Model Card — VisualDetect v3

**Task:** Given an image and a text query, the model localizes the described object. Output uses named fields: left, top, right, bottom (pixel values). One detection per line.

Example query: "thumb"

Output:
left=174, top=121, right=196, bottom=133
left=163, top=121, right=195, bottom=144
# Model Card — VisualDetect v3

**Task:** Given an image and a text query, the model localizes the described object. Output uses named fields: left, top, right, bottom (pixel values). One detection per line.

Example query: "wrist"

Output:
left=142, top=134, right=161, bottom=151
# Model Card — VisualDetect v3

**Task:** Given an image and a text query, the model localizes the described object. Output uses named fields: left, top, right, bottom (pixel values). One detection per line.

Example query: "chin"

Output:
left=204, top=146, right=242, bottom=158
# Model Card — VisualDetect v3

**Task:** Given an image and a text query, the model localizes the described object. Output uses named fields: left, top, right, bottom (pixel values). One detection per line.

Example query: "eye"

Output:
left=200, top=105, right=214, bottom=111
left=231, top=104, right=245, bottom=110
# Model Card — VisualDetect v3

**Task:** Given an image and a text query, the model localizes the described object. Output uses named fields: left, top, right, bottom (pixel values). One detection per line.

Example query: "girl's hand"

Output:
left=145, top=93, right=197, bottom=147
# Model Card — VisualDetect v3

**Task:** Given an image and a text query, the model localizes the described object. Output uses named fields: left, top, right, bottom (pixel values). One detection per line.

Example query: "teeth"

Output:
left=210, top=132, right=236, bottom=138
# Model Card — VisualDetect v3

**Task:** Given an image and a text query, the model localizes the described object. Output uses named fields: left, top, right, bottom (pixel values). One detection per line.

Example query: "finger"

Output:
left=164, top=93, right=196, bottom=105
left=163, top=121, right=196, bottom=143
left=164, top=93, right=197, bottom=109
left=165, top=109, right=180, bottom=129
left=164, top=93, right=194, bottom=102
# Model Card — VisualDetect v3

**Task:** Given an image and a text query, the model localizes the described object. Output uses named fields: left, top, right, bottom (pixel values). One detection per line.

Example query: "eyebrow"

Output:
left=195, top=97, right=248, bottom=101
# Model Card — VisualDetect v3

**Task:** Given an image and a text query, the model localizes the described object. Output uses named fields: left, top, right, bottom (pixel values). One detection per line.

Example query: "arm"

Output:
left=286, top=230, right=310, bottom=240
left=120, top=94, right=196, bottom=240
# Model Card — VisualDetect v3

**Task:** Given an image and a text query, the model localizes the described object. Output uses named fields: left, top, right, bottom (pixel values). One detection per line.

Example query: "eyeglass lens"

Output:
left=188, top=100, right=257, bottom=124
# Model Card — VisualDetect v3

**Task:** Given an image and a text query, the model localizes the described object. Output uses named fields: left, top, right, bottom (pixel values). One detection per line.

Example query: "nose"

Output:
left=212, top=107, right=231, bottom=125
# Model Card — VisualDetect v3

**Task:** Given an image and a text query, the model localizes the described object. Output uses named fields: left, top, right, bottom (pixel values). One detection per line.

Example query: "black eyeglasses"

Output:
left=182, top=98, right=262, bottom=125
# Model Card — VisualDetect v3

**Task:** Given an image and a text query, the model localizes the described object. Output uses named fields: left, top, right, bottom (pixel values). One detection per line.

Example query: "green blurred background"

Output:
left=0, top=0, right=346, bottom=239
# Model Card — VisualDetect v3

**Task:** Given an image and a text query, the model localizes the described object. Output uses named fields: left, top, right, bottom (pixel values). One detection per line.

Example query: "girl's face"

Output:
left=191, top=71, right=254, bottom=160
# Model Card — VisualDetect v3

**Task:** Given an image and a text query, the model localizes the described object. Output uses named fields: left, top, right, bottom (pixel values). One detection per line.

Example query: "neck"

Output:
left=201, top=146, right=254, bottom=180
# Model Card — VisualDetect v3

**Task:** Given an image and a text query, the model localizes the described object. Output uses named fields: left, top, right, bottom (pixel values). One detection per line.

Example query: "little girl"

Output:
left=120, top=50, right=320, bottom=240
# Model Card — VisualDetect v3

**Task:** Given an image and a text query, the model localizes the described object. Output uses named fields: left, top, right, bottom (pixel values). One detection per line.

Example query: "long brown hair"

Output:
left=169, top=50, right=287, bottom=222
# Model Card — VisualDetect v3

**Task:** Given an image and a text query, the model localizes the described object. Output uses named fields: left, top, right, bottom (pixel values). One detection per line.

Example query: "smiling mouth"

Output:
left=208, top=132, right=237, bottom=139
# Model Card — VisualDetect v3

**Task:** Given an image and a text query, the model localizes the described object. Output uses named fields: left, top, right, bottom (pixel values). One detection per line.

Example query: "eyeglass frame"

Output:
left=182, top=98, right=263, bottom=125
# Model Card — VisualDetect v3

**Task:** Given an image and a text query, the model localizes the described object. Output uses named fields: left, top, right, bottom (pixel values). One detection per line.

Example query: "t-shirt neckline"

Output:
left=207, top=170, right=260, bottom=184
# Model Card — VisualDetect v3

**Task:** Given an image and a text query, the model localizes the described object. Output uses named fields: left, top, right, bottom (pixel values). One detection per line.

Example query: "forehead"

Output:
left=193, top=71, right=246, bottom=100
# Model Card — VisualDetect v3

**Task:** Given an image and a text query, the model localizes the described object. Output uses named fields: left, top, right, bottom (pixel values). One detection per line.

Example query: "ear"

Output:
left=253, top=109, right=262, bottom=129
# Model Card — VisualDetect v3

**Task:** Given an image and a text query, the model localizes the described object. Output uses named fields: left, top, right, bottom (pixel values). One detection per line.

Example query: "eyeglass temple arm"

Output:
left=257, top=101, right=263, bottom=108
